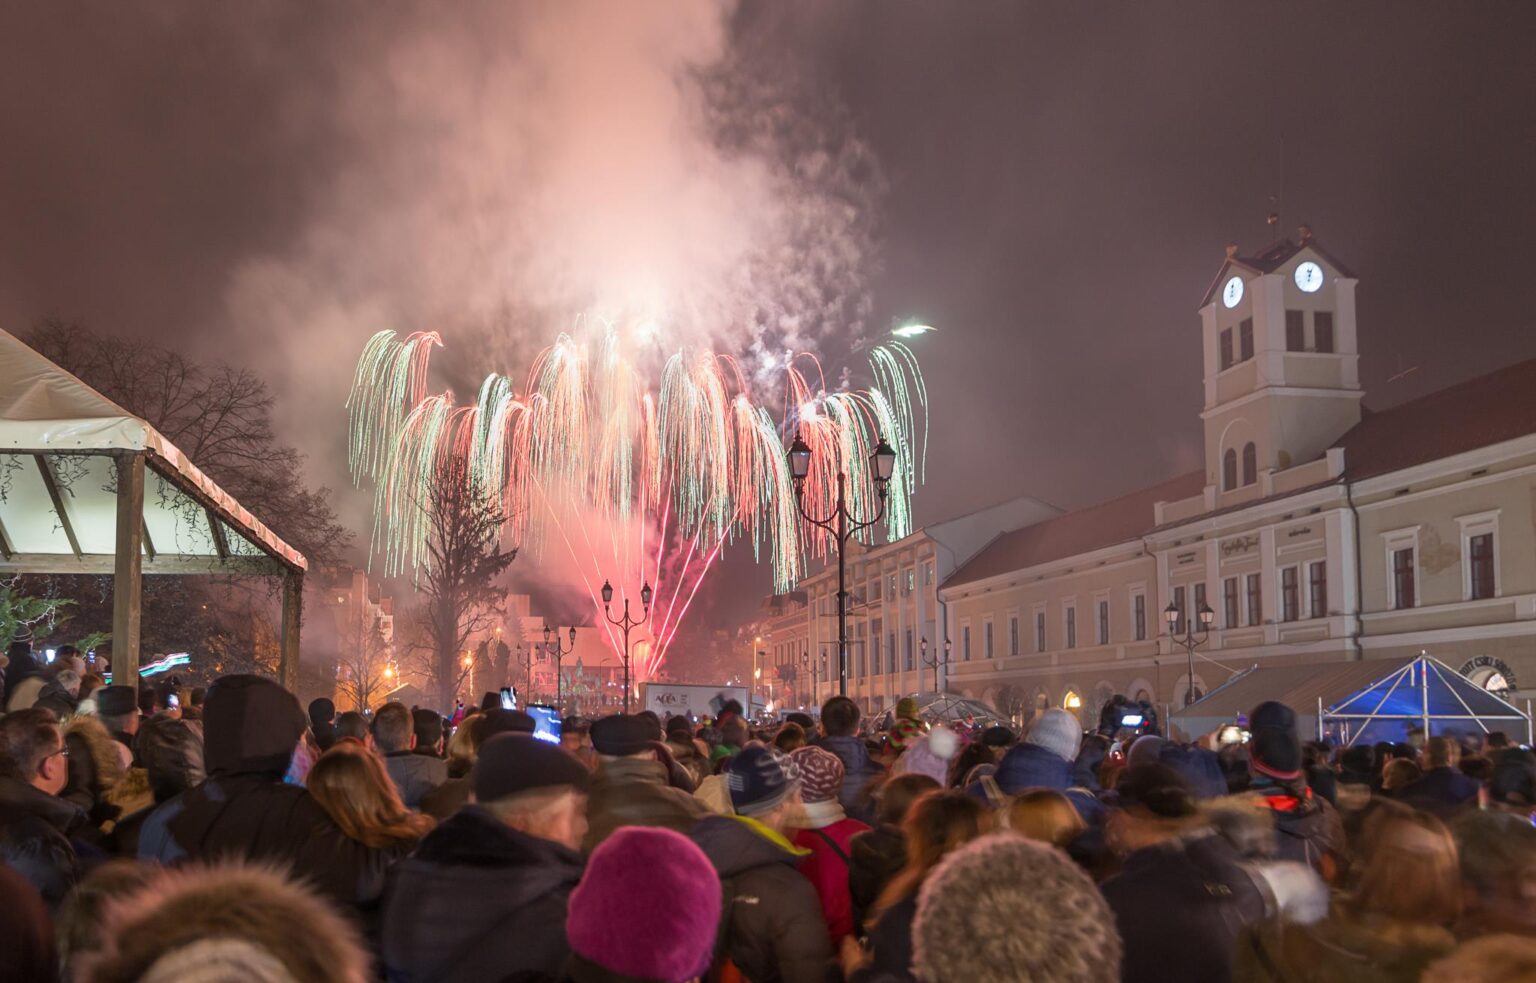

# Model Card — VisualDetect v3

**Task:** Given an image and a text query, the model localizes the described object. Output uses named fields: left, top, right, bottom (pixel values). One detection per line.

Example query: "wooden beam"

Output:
left=112, top=453, right=146, bottom=691
left=207, top=507, right=230, bottom=560
left=0, top=514, right=12, bottom=560
left=141, top=515, right=157, bottom=561
left=34, top=455, right=82, bottom=559
left=280, top=571, right=303, bottom=693
left=0, top=552, right=285, bottom=576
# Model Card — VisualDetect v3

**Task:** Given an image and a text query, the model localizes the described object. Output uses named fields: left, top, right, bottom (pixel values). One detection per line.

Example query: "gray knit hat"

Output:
left=913, top=833, right=1120, bottom=983
left=1025, top=708, right=1083, bottom=763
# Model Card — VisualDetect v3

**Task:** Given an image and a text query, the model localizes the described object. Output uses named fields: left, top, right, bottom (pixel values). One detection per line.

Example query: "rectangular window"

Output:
left=1281, top=566, right=1300, bottom=622
left=1010, top=616, right=1020, bottom=656
left=871, top=620, right=882, bottom=673
left=857, top=643, right=866, bottom=679
left=1239, top=318, right=1254, bottom=361
left=984, top=622, right=994, bottom=659
left=1133, top=594, right=1146, bottom=641
left=1097, top=600, right=1110, bottom=645
left=888, top=575, right=897, bottom=598
left=1194, top=582, right=1208, bottom=626
left=1246, top=573, right=1262, bottom=625
left=904, top=629, right=914, bottom=670
left=870, top=579, right=882, bottom=601
left=1036, top=611, right=1047, bottom=652
left=1219, top=328, right=1234, bottom=370
left=905, top=570, right=915, bottom=594
left=962, top=626, right=972, bottom=662
left=1285, top=310, right=1305, bottom=351
left=1393, top=548, right=1416, bottom=609
left=1469, top=533, right=1495, bottom=600
left=924, top=563, right=934, bottom=586
left=888, top=633, right=897, bottom=671
left=1223, top=577, right=1239, bottom=628
left=1309, top=562, right=1327, bottom=619
left=1314, top=312, right=1335, bottom=353
left=1065, top=607, right=1077, bottom=649
left=1171, top=585, right=1186, bottom=635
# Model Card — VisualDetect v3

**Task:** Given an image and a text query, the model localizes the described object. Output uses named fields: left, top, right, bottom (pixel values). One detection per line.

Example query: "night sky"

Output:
left=3, top=2, right=1534, bottom=632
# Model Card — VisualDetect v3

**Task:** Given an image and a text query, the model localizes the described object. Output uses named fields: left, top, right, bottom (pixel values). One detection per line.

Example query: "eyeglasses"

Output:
left=48, top=746, right=69, bottom=760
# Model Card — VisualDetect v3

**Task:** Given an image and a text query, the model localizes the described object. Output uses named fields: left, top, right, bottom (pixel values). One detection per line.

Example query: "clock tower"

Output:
left=1198, top=228, right=1363, bottom=502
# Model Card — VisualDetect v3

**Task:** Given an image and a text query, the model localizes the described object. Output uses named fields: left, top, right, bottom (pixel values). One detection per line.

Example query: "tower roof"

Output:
left=1199, top=234, right=1357, bottom=308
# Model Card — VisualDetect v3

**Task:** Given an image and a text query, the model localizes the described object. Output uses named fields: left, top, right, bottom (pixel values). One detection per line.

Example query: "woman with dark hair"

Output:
left=842, top=790, right=992, bottom=982
left=306, top=742, right=434, bottom=932
left=848, top=773, right=943, bottom=933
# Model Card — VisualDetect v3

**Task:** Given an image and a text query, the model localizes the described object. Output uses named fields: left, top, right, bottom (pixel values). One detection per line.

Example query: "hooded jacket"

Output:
left=1100, top=828, right=1270, bottom=983
left=690, top=814, right=835, bottom=983
left=380, top=805, right=584, bottom=983
left=0, top=773, right=84, bottom=907
left=1240, top=780, right=1343, bottom=875
left=812, top=735, right=885, bottom=825
left=1234, top=909, right=1456, bottom=983
left=582, top=756, right=709, bottom=853
left=136, top=675, right=377, bottom=911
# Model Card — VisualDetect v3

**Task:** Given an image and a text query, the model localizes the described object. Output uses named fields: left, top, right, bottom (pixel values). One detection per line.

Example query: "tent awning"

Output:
left=0, top=328, right=304, bottom=573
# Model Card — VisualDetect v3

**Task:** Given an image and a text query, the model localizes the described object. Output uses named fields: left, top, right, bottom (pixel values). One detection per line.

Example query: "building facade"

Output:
left=938, top=232, right=1536, bottom=732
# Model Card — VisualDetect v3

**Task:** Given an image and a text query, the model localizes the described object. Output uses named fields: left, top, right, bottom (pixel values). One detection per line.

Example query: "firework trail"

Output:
left=347, top=324, right=927, bottom=681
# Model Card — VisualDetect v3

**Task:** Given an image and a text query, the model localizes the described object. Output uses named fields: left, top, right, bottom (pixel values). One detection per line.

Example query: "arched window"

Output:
left=1222, top=448, right=1238, bottom=490
left=1242, top=442, right=1258, bottom=486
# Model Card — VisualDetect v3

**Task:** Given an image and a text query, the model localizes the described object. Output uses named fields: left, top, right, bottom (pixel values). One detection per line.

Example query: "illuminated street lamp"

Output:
left=544, top=623, right=578, bottom=710
left=920, top=636, right=952, bottom=694
left=787, top=433, right=897, bottom=696
left=1164, top=600, right=1216, bottom=706
left=602, top=578, right=652, bottom=713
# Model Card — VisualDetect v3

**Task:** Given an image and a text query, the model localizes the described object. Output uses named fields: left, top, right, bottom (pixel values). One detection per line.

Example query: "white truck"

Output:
left=639, top=682, right=750, bottom=720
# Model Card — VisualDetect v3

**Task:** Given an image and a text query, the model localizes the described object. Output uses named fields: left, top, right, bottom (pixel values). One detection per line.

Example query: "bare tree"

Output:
left=413, top=460, right=517, bottom=710
left=335, top=612, right=392, bottom=712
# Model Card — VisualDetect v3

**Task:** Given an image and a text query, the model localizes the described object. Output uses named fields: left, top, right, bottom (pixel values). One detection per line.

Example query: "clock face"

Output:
left=1222, top=276, right=1244, bottom=308
left=1294, top=261, right=1324, bottom=293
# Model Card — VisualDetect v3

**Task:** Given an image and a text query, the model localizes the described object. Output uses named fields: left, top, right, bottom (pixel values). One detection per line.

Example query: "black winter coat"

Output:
left=1100, top=829, right=1269, bottom=983
left=689, top=814, right=834, bottom=983
left=850, top=895, right=917, bottom=983
left=848, top=825, right=906, bottom=936
left=0, top=775, right=83, bottom=908
left=380, top=806, right=583, bottom=983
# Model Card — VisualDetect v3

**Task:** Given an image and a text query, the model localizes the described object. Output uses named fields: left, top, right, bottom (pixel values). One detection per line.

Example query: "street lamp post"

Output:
left=920, top=636, right=952, bottom=694
left=543, top=624, right=577, bottom=711
left=602, top=579, right=652, bottom=714
left=1164, top=600, right=1216, bottom=706
left=800, top=648, right=827, bottom=707
left=787, top=433, right=897, bottom=697
left=519, top=644, right=532, bottom=703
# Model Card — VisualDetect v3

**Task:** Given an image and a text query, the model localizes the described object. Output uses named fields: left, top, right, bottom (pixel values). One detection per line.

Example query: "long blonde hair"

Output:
left=1007, top=789, right=1085, bottom=848
left=870, top=790, right=991, bottom=926
left=307, top=743, right=434, bottom=849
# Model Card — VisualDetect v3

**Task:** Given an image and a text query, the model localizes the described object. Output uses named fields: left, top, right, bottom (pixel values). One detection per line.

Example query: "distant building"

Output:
left=939, top=232, right=1536, bottom=730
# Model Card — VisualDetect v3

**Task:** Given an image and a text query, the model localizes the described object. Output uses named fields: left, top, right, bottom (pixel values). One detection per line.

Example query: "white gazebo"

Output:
left=0, top=328, right=307, bottom=690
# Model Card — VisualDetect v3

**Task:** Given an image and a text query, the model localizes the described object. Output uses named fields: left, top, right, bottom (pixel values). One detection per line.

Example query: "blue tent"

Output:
left=1171, top=655, right=1531, bottom=746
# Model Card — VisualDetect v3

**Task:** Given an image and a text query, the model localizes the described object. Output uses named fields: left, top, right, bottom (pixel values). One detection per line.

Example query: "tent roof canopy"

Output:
left=1172, top=656, right=1529, bottom=743
left=0, top=328, right=305, bottom=575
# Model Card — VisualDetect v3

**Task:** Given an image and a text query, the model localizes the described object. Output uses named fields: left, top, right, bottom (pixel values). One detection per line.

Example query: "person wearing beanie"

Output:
left=789, top=745, right=872, bottom=944
left=80, top=862, right=370, bottom=983
left=566, top=827, right=723, bottom=983
left=381, top=734, right=590, bottom=982
left=1100, top=764, right=1274, bottom=983
left=136, top=675, right=377, bottom=913
left=582, top=714, right=708, bottom=852
left=308, top=697, right=337, bottom=752
left=1241, top=701, right=1342, bottom=877
left=910, top=833, right=1120, bottom=983
left=891, top=725, right=961, bottom=786
left=95, top=685, right=141, bottom=770
left=975, top=708, right=1101, bottom=821
left=888, top=700, right=926, bottom=755
left=690, top=746, right=834, bottom=983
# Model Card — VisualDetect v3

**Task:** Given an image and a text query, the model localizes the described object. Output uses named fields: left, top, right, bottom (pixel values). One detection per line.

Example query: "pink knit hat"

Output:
left=790, top=745, right=845, bottom=804
left=566, top=827, right=722, bottom=982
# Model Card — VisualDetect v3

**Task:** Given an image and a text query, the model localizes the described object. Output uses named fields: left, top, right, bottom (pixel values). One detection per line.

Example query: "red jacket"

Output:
left=792, top=813, right=871, bottom=944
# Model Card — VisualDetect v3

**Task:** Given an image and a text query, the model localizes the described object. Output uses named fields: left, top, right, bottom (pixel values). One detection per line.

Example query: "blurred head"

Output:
left=307, top=697, right=336, bottom=729
left=55, top=860, right=158, bottom=973
left=912, top=834, right=1120, bottom=983
left=473, top=734, right=591, bottom=850
left=412, top=709, right=445, bottom=754
left=720, top=717, right=749, bottom=748
left=1109, top=763, right=1201, bottom=855
left=876, top=773, right=942, bottom=827
left=1008, top=789, right=1086, bottom=848
left=1351, top=810, right=1461, bottom=928
left=820, top=696, right=861, bottom=737
left=774, top=722, right=806, bottom=753
left=785, top=712, right=815, bottom=731
left=307, top=743, right=433, bottom=849
left=1381, top=758, right=1422, bottom=791
left=77, top=672, right=106, bottom=701
left=724, top=746, right=803, bottom=829
left=1423, top=736, right=1460, bottom=770
left=1451, top=811, right=1536, bottom=936
left=876, top=790, right=993, bottom=919
left=370, top=702, right=414, bottom=753
left=333, top=711, right=370, bottom=745
left=53, top=668, right=82, bottom=698
left=135, top=716, right=206, bottom=803
left=0, top=708, right=68, bottom=796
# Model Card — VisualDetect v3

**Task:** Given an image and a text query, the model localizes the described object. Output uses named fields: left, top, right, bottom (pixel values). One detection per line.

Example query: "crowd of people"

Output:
left=2, top=636, right=1535, bottom=982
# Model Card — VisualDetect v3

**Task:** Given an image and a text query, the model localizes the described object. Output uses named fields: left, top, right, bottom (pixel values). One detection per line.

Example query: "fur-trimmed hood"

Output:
left=80, top=862, right=370, bottom=983
left=63, top=714, right=126, bottom=791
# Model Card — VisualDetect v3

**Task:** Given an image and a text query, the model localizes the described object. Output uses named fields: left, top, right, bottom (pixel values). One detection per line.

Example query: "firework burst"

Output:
left=347, top=323, right=926, bottom=682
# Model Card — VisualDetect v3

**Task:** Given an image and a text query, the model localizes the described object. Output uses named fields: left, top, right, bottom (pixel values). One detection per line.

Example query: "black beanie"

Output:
left=1248, top=701, right=1303, bottom=780
left=203, top=675, right=307, bottom=777
left=473, top=734, right=590, bottom=804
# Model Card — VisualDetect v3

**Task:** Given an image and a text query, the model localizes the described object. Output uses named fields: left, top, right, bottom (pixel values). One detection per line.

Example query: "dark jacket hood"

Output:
left=994, top=741, right=1073, bottom=793
left=202, top=674, right=306, bottom=777
left=689, top=814, right=799, bottom=879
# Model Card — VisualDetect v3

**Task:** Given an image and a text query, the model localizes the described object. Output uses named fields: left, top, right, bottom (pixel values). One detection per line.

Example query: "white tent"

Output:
left=0, top=328, right=307, bottom=689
